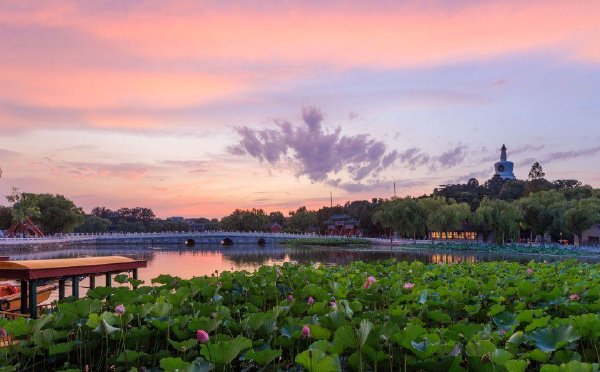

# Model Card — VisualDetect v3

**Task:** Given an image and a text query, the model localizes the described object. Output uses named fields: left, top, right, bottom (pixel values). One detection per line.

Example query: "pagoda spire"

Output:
left=500, top=144, right=507, bottom=161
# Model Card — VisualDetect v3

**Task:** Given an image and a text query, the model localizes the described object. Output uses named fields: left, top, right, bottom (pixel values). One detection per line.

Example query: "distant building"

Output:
left=166, top=216, right=185, bottom=222
left=268, top=222, right=283, bottom=233
left=492, top=144, right=516, bottom=180
left=429, top=231, right=478, bottom=241
left=324, top=214, right=360, bottom=236
left=574, top=224, right=600, bottom=246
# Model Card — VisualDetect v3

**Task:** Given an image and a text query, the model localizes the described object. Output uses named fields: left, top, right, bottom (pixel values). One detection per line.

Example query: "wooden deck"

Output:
left=0, top=256, right=146, bottom=318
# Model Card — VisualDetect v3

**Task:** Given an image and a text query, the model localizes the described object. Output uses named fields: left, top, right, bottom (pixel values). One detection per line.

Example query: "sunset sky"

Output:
left=1, top=1, right=599, bottom=218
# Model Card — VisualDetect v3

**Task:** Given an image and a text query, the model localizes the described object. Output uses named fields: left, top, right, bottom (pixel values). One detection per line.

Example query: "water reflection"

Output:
left=8, top=243, right=598, bottom=280
left=6, top=244, right=598, bottom=303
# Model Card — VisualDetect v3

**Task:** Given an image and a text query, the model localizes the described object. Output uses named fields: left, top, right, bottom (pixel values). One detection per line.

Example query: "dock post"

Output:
left=132, top=269, right=138, bottom=289
left=71, top=276, right=79, bottom=298
left=20, top=280, right=28, bottom=314
left=89, top=275, right=96, bottom=290
left=58, top=279, right=66, bottom=300
left=106, top=272, right=112, bottom=287
left=28, top=280, right=37, bottom=319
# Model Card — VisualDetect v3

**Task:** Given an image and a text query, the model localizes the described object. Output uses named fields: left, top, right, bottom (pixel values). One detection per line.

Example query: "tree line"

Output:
left=1, top=163, right=599, bottom=243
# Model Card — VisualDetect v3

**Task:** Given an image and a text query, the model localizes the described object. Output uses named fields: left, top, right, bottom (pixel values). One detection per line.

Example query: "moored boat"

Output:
left=0, top=283, right=57, bottom=312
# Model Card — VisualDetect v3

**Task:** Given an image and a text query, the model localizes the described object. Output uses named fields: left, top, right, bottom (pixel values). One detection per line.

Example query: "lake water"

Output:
left=5, top=243, right=598, bottom=302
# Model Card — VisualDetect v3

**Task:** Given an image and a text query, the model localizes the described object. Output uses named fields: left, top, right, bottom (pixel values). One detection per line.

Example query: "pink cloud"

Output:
left=0, top=1, right=598, bottom=132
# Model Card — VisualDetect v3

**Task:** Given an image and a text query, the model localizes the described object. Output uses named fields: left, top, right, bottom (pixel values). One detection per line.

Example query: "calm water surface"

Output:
left=6, top=244, right=598, bottom=301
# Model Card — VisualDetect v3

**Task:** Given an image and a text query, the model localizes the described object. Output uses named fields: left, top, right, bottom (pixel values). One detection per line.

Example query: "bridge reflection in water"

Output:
left=6, top=243, right=594, bottom=301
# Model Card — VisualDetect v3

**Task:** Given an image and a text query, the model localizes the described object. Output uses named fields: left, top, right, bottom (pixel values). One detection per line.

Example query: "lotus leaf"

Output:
left=528, top=325, right=581, bottom=352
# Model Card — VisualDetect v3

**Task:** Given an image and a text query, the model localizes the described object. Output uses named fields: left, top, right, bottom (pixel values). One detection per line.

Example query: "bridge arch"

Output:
left=221, top=237, right=234, bottom=246
left=184, top=239, right=196, bottom=246
left=257, top=238, right=266, bottom=246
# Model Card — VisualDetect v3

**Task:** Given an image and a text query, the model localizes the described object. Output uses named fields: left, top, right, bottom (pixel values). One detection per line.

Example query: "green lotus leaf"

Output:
left=48, top=341, right=76, bottom=356
left=200, top=335, right=252, bottom=366
left=245, top=347, right=282, bottom=366
left=310, top=324, right=332, bottom=341
left=504, top=359, right=529, bottom=372
left=310, top=340, right=334, bottom=353
left=169, top=338, right=198, bottom=353
left=493, top=311, right=518, bottom=331
left=93, top=319, right=120, bottom=336
left=332, top=325, right=357, bottom=353
left=159, top=357, right=191, bottom=372
left=295, top=348, right=341, bottom=372
left=116, top=350, right=146, bottom=363
left=528, top=325, right=581, bottom=353
left=427, top=310, right=451, bottom=323
left=114, top=274, right=129, bottom=284
left=357, top=319, right=373, bottom=349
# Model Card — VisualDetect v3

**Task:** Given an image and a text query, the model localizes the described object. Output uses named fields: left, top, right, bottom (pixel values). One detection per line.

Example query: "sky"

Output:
left=0, top=0, right=599, bottom=218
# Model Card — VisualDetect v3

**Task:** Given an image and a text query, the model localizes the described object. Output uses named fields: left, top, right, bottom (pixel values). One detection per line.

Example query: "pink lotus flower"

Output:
left=527, top=268, right=534, bottom=276
left=301, top=325, right=311, bottom=338
left=114, top=304, right=126, bottom=315
left=0, top=328, right=7, bottom=338
left=329, top=301, right=337, bottom=309
left=569, top=293, right=580, bottom=301
left=403, top=282, right=415, bottom=290
left=196, top=329, right=210, bottom=343
left=307, top=296, right=315, bottom=305
left=364, top=276, right=376, bottom=289
left=287, top=294, right=294, bottom=302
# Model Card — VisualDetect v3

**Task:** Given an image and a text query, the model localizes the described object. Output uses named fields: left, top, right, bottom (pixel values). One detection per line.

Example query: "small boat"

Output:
left=0, top=283, right=57, bottom=312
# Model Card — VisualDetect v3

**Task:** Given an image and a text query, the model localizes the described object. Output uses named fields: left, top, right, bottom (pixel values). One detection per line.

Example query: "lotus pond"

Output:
left=1, top=259, right=599, bottom=371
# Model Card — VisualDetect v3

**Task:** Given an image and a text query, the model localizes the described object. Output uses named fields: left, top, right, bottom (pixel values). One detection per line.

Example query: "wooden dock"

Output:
left=0, top=256, right=147, bottom=318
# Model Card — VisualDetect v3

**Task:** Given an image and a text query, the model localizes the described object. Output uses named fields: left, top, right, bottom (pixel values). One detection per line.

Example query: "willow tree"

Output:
left=566, top=197, right=600, bottom=246
left=420, top=197, right=470, bottom=241
left=476, top=198, right=523, bottom=245
left=373, top=197, right=428, bottom=242
left=519, top=190, right=567, bottom=245
left=372, top=200, right=397, bottom=243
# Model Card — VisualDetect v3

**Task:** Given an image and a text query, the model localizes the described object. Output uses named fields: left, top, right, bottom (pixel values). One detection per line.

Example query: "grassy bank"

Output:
left=395, top=242, right=597, bottom=257
left=280, top=237, right=372, bottom=247
left=1, top=259, right=599, bottom=371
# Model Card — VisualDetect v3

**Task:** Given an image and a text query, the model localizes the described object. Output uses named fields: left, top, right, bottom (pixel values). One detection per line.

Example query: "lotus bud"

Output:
left=307, top=296, right=315, bottom=305
left=301, top=325, right=311, bottom=338
left=196, top=329, right=210, bottom=343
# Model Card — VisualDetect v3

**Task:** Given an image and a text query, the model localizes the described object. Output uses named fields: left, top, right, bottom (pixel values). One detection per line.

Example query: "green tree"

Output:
left=220, top=209, right=268, bottom=232
left=75, top=215, right=112, bottom=233
left=499, top=179, right=526, bottom=201
left=528, top=162, right=545, bottom=179
left=372, top=200, right=396, bottom=242
left=519, top=190, right=567, bottom=245
left=268, top=211, right=286, bottom=226
left=475, top=198, right=523, bottom=245
left=9, top=193, right=84, bottom=234
left=288, top=206, right=317, bottom=233
left=0, top=206, right=13, bottom=230
left=565, top=198, right=600, bottom=246
left=384, top=198, right=427, bottom=239
left=419, top=197, right=470, bottom=240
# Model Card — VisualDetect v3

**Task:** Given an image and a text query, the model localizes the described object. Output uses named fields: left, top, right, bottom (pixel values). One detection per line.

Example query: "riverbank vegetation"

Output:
left=280, top=237, right=371, bottom=247
left=0, top=260, right=599, bottom=371
left=2, top=163, right=599, bottom=245
left=396, top=242, right=597, bottom=258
